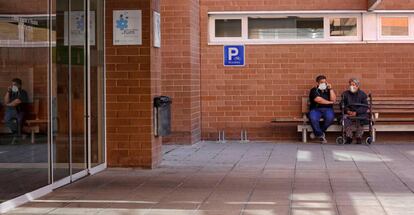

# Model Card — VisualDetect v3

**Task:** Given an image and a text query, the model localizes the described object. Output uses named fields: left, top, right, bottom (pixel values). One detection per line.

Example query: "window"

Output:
left=209, top=13, right=362, bottom=44
left=24, top=16, right=55, bottom=42
left=209, top=12, right=414, bottom=44
left=215, top=19, right=242, bottom=37
left=329, top=17, right=358, bottom=36
left=0, top=15, right=56, bottom=47
left=248, top=17, right=324, bottom=40
left=0, top=17, right=20, bottom=41
left=381, top=16, right=409, bottom=36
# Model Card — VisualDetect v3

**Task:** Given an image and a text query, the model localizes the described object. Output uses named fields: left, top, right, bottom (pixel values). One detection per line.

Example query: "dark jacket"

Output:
left=341, top=90, right=369, bottom=124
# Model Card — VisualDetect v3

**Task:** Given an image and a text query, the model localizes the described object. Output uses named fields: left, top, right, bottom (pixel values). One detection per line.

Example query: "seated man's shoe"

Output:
left=310, top=133, right=316, bottom=140
left=345, top=137, right=353, bottom=144
left=356, top=138, right=362, bottom=144
left=319, top=133, right=327, bottom=144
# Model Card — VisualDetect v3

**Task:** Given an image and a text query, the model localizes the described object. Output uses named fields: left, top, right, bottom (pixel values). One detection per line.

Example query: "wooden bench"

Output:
left=25, top=99, right=48, bottom=144
left=272, top=96, right=414, bottom=143
left=0, top=98, right=47, bottom=144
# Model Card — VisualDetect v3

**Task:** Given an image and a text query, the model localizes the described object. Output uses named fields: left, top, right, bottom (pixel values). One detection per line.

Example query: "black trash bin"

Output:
left=154, top=96, right=172, bottom=137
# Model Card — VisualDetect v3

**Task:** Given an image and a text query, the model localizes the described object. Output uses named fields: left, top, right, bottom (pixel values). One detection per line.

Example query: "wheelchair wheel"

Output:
left=365, top=137, right=373, bottom=145
left=336, top=136, right=344, bottom=145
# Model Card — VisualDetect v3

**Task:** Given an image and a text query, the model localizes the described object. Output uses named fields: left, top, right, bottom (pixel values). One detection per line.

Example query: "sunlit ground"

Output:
left=5, top=142, right=414, bottom=215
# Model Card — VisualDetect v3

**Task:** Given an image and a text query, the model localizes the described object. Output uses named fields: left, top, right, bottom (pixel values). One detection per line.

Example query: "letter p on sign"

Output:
left=224, top=45, right=245, bottom=67
left=228, top=48, right=239, bottom=61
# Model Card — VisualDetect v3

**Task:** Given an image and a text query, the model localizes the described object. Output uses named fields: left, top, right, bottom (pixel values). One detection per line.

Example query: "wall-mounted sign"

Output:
left=113, top=10, right=142, bottom=45
left=64, top=11, right=96, bottom=46
left=224, top=45, right=245, bottom=67
left=153, top=11, right=161, bottom=48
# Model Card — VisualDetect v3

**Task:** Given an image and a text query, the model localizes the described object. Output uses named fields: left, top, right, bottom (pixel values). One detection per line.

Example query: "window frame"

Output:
left=325, top=14, right=362, bottom=41
left=377, top=14, right=414, bottom=40
left=209, top=15, right=245, bottom=43
left=208, top=12, right=363, bottom=45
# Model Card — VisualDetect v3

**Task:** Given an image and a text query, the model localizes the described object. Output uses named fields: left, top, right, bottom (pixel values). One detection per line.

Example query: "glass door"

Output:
left=0, top=0, right=105, bottom=205
left=0, top=0, right=50, bottom=202
left=52, top=0, right=91, bottom=182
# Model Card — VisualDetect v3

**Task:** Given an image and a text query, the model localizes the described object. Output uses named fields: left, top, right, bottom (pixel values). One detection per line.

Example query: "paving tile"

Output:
left=194, top=210, right=242, bottom=215
left=337, top=205, right=386, bottom=215
left=243, top=205, right=289, bottom=215
left=96, top=208, right=150, bottom=215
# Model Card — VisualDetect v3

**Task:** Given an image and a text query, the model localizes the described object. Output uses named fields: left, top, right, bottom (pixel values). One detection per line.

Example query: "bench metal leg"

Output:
left=372, top=128, right=376, bottom=143
left=31, top=131, right=35, bottom=144
left=302, top=128, right=307, bottom=143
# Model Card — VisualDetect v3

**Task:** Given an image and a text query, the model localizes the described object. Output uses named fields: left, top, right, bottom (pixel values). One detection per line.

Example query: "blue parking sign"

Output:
left=224, top=45, right=245, bottom=67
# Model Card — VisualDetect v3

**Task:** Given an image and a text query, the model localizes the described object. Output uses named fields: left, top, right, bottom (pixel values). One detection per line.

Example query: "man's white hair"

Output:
left=349, top=78, right=360, bottom=87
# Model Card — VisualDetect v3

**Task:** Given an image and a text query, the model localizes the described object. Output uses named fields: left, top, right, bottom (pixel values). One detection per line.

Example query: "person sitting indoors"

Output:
left=3, top=78, right=28, bottom=135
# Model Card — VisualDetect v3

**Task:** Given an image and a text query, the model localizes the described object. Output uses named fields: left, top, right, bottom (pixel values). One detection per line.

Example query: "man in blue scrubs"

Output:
left=308, top=75, right=337, bottom=144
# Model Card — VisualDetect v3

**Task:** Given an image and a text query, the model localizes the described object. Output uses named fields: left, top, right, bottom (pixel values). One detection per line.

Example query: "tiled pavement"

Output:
left=6, top=141, right=414, bottom=215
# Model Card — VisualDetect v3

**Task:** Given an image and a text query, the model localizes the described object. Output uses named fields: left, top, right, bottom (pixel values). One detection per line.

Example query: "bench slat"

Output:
left=373, top=97, right=414, bottom=101
left=373, top=101, right=414, bottom=105
left=272, top=118, right=304, bottom=123
left=372, top=104, right=414, bottom=109
left=372, top=109, right=414, bottom=113
left=376, top=118, right=414, bottom=122
left=298, top=124, right=414, bottom=132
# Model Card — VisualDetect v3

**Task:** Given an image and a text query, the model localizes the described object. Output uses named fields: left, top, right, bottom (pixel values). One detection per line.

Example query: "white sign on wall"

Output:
left=113, top=10, right=142, bottom=45
left=153, top=11, right=161, bottom=48
left=64, top=11, right=96, bottom=46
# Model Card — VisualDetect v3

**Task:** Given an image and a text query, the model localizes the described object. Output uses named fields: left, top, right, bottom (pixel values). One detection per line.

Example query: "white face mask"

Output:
left=318, top=83, right=327, bottom=91
left=12, top=86, right=19, bottom=93
left=349, top=86, right=358, bottom=93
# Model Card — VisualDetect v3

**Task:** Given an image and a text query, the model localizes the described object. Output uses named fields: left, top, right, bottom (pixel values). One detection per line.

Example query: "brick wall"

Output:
left=0, top=0, right=49, bottom=14
left=161, top=0, right=201, bottom=145
left=377, top=0, right=414, bottom=9
left=106, top=0, right=162, bottom=168
left=199, top=0, right=414, bottom=141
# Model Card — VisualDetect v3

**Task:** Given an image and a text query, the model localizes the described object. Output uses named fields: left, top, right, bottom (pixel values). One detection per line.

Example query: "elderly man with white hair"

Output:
left=341, top=78, right=369, bottom=144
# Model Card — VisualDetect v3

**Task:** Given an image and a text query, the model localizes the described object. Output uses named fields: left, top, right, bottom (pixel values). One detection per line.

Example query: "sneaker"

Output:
left=319, top=134, right=327, bottom=144
left=345, top=137, right=353, bottom=144
left=310, top=133, right=316, bottom=140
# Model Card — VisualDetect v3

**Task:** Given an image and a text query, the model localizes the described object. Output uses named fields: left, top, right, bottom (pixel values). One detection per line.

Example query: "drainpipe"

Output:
left=368, top=0, right=383, bottom=11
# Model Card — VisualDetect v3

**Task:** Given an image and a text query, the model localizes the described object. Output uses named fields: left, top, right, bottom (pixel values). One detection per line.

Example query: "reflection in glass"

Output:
left=0, top=17, right=19, bottom=41
left=0, top=0, right=49, bottom=203
left=330, top=18, right=357, bottom=37
left=381, top=17, right=409, bottom=36
left=248, top=17, right=324, bottom=40
left=215, top=19, right=242, bottom=37
left=24, top=16, right=57, bottom=42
